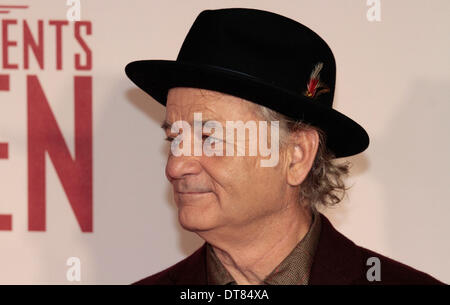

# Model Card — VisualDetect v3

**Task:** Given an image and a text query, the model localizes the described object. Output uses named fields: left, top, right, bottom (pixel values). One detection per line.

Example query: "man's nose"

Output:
left=165, top=155, right=202, bottom=182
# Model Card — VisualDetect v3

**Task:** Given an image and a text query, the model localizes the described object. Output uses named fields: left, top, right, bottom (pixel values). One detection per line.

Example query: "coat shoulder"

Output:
left=354, top=245, right=444, bottom=285
left=131, top=243, right=208, bottom=285
left=311, top=214, right=445, bottom=285
left=132, top=265, right=173, bottom=285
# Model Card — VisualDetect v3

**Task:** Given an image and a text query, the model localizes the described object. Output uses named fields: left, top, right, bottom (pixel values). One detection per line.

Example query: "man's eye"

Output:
left=203, top=135, right=221, bottom=144
left=165, top=135, right=221, bottom=143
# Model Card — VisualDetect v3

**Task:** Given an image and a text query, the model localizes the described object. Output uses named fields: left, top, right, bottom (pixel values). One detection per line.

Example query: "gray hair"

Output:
left=257, top=104, right=351, bottom=212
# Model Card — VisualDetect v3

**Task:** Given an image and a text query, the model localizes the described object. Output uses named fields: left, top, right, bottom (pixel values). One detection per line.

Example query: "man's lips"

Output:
left=176, top=191, right=212, bottom=194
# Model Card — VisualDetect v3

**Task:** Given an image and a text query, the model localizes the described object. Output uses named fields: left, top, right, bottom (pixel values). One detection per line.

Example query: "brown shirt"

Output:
left=206, top=210, right=322, bottom=285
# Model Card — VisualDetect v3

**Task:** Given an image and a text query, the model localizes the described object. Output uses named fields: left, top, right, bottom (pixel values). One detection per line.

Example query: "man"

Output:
left=125, top=8, right=443, bottom=284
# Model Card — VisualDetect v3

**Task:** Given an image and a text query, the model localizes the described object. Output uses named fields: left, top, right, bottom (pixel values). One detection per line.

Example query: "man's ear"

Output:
left=286, top=129, right=319, bottom=186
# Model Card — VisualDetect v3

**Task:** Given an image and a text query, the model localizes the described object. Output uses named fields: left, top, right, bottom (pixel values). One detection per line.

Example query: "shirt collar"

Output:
left=206, top=209, right=322, bottom=285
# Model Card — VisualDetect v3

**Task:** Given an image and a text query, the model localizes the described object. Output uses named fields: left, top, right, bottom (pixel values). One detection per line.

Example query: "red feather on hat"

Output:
left=305, top=62, right=330, bottom=98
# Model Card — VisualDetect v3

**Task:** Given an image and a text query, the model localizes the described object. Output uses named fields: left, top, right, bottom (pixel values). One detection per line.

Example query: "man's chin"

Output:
left=177, top=208, right=217, bottom=232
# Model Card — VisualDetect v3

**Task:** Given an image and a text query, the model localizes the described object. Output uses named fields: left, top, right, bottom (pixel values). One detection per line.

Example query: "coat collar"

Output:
left=308, top=213, right=363, bottom=284
left=168, top=242, right=208, bottom=284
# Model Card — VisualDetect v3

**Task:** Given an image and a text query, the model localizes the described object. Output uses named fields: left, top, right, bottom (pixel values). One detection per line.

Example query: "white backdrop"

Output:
left=0, top=0, right=449, bottom=284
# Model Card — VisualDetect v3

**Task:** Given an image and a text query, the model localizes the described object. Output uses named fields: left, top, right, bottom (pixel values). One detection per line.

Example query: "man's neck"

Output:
left=198, top=202, right=313, bottom=285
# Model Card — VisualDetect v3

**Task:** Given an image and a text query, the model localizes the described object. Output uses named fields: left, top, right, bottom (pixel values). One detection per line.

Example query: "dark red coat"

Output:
left=133, top=214, right=444, bottom=285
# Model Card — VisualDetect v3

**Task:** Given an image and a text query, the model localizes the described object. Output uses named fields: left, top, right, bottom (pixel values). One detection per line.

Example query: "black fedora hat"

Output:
left=125, top=8, right=369, bottom=158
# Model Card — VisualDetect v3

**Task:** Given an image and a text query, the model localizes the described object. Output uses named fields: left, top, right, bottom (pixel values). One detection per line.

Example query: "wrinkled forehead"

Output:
left=165, top=87, right=261, bottom=124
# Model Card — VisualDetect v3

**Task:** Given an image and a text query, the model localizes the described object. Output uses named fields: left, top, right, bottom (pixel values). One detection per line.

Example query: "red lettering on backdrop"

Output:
left=0, top=74, right=12, bottom=231
left=0, top=74, right=10, bottom=90
left=1, top=20, right=92, bottom=70
left=0, top=144, right=8, bottom=159
left=74, top=21, right=92, bottom=70
left=23, top=20, right=44, bottom=70
left=48, top=20, right=68, bottom=70
left=27, top=75, right=93, bottom=232
left=2, top=19, right=19, bottom=69
left=0, top=139, right=11, bottom=229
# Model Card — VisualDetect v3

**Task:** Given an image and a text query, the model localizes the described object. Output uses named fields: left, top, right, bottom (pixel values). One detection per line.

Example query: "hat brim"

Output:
left=125, top=60, right=369, bottom=158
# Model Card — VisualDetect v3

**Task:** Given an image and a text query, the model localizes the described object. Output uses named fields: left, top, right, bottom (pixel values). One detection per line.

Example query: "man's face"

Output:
left=164, top=87, right=290, bottom=233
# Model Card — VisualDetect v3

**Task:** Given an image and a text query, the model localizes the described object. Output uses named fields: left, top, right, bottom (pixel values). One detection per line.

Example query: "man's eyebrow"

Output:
left=160, top=119, right=222, bottom=131
left=160, top=120, right=172, bottom=131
